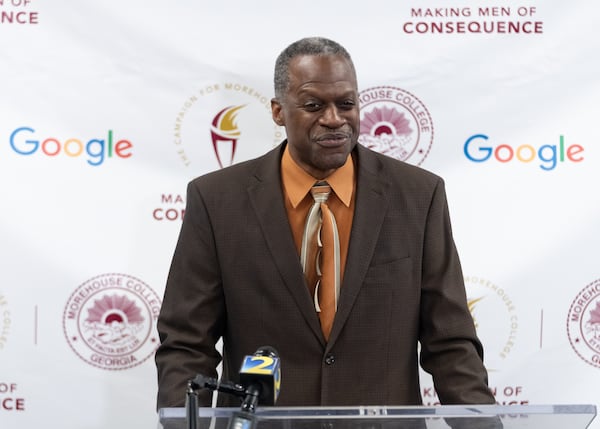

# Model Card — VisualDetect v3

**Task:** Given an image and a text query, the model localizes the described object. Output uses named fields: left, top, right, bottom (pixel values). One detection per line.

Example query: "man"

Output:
left=155, top=37, right=495, bottom=409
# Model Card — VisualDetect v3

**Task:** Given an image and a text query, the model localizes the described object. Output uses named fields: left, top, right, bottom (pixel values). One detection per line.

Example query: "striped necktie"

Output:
left=300, top=182, right=340, bottom=340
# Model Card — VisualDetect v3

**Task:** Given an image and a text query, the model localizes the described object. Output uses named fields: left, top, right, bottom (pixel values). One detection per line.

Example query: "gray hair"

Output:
left=273, top=37, right=356, bottom=100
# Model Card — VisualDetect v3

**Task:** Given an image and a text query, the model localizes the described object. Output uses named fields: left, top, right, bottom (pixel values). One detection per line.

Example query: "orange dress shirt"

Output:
left=281, top=146, right=355, bottom=297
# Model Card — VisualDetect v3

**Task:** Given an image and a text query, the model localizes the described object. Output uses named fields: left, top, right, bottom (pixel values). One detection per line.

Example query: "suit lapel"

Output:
left=245, top=144, right=390, bottom=347
left=327, top=146, right=389, bottom=347
left=246, top=145, right=325, bottom=344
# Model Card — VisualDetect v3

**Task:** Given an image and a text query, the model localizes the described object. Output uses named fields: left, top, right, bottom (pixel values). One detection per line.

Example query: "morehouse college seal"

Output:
left=358, top=86, right=433, bottom=165
left=567, top=278, right=600, bottom=368
left=63, top=273, right=161, bottom=370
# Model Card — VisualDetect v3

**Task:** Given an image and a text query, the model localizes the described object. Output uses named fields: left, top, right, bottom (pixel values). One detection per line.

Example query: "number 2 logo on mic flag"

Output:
left=240, top=355, right=281, bottom=399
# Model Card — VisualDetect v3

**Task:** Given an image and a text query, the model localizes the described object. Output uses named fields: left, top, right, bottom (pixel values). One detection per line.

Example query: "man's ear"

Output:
left=271, top=99, right=285, bottom=126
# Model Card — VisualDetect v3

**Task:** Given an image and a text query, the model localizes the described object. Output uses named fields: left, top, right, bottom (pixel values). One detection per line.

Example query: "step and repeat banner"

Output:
left=1, top=1, right=599, bottom=428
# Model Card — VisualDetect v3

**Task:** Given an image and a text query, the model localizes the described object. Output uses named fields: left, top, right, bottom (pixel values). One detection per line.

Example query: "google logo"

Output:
left=9, top=127, right=133, bottom=166
left=464, top=134, right=584, bottom=171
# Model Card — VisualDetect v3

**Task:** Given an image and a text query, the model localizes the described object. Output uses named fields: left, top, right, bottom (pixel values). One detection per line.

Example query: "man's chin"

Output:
left=315, top=152, right=351, bottom=172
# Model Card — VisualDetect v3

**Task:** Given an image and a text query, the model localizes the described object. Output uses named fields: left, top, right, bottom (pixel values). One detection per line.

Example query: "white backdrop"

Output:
left=1, top=1, right=599, bottom=428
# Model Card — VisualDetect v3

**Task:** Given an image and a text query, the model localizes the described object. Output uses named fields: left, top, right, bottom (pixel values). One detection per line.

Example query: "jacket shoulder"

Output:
left=189, top=144, right=283, bottom=190
left=357, top=144, right=443, bottom=188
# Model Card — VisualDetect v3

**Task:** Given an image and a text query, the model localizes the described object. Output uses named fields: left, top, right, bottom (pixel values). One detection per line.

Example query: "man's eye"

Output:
left=340, top=100, right=356, bottom=109
left=303, top=102, right=322, bottom=111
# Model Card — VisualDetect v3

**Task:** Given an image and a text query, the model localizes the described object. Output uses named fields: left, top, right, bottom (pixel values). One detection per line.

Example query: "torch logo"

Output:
left=210, top=105, right=246, bottom=168
left=173, top=82, right=283, bottom=172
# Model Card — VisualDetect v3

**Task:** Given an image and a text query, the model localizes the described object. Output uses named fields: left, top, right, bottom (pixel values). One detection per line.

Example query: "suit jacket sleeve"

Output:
left=155, top=180, right=225, bottom=409
left=418, top=178, right=495, bottom=404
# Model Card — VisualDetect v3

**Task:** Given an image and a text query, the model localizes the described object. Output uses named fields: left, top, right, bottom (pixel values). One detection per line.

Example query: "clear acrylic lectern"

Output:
left=158, top=404, right=596, bottom=429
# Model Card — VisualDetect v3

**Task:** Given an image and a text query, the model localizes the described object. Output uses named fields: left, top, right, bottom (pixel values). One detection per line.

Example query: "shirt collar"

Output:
left=281, top=144, right=354, bottom=208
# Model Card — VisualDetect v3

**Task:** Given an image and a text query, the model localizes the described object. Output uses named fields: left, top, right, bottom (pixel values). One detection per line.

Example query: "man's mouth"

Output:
left=316, top=133, right=351, bottom=147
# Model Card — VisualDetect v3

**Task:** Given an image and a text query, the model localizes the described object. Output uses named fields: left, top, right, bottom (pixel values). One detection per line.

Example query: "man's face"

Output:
left=272, top=54, right=360, bottom=179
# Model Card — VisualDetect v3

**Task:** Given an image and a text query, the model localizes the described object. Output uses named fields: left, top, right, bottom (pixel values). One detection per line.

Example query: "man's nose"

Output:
left=320, top=105, right=345, bottom=127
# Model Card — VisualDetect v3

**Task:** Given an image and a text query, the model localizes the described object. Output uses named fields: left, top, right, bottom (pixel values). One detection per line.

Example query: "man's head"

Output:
left=271, top=37, right=360, bottom=179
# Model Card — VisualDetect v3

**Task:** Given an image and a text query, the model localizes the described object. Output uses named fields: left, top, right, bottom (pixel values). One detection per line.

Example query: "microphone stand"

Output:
left=240, top=385, right=260, bottom=414
left=185, top=379, right=200, bottom=429
left=185, top=375, right=253, bottom=429
left=228, top=386, right=261, bottom=429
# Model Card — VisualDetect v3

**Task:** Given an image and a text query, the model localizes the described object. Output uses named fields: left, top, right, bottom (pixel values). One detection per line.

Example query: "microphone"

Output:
left=185, top=345, right=281, bottom=429
left=238, top=346, right=281, bottom=412
left=191, top=374, right=246, bottom=397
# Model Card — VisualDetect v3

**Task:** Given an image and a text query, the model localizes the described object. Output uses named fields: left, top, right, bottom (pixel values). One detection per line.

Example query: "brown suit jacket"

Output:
left=155, top=142, right=495, bottom=409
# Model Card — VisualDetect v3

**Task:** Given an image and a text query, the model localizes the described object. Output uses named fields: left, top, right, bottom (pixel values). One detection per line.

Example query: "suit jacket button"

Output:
left=325, top=354, right=335, bottom=365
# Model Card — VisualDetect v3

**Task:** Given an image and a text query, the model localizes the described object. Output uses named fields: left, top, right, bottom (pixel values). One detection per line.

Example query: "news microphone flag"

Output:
left=238, top=346, right=281, bottom=406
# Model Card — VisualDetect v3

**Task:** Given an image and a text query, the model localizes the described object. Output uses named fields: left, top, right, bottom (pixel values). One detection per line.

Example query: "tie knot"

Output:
left=311, top=182, right=331, bottom=204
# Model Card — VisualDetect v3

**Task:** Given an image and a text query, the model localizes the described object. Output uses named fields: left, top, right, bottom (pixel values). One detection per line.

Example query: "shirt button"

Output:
left=325, top=354, right=335, bottom=365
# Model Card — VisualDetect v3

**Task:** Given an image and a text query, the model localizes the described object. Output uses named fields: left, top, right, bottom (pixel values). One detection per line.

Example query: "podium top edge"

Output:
left=159, top=403, right=597, bottom=419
